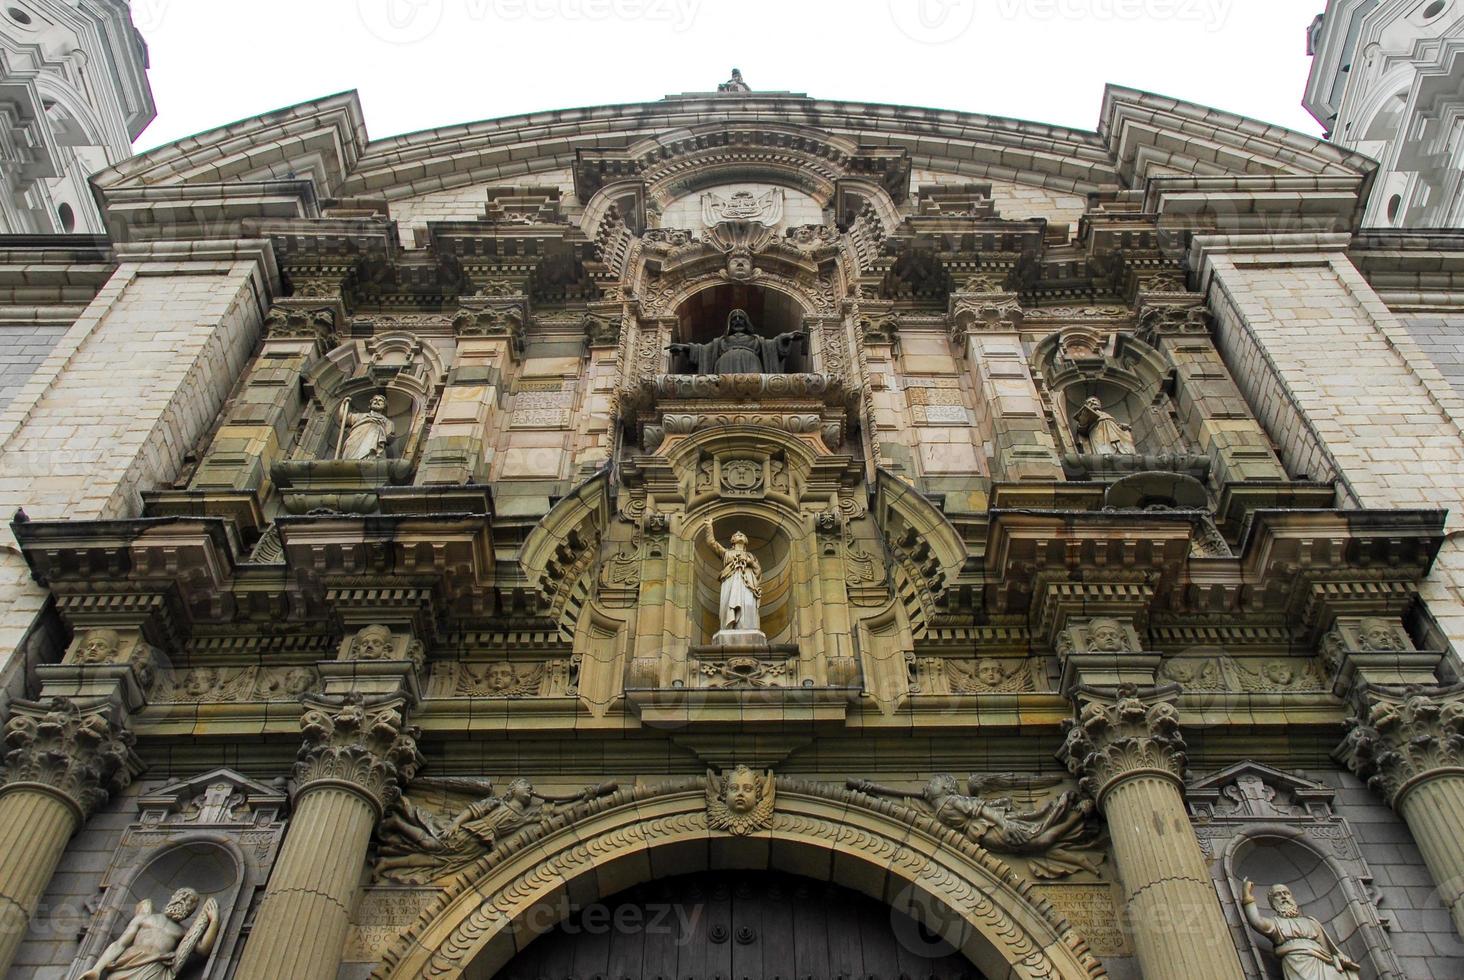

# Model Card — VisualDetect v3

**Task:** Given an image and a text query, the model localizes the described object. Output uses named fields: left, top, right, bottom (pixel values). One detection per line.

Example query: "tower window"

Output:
left=6, top=6, right=32, bottom=24
left=1424, top=1, right=1447, bottom=19
left=57, top=203, right=75, bottom=233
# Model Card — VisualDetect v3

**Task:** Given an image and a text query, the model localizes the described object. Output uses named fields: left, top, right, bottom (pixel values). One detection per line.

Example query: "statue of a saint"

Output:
left=376, top=777, right=616, bottom=883
left=338, top=393, right=394, bottom=460
left=849, top=774, right=1102, bottom=878
left=79, top=888, right=220, bottom=980
left=1241, top=880, right=1361, bottom=980
left=667, top=309, right=805, bottom=375
left=717, top=68, right=751, bottom=93
left=1074, top=396, right=1135, bottom=455
left=704, top=520, right=763, bottom=635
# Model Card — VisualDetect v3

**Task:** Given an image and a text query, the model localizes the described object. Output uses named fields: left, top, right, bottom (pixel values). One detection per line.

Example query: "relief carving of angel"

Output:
left=849, top=773, right=1103, bottom=879
left=706, top=766, right=776, bottom=835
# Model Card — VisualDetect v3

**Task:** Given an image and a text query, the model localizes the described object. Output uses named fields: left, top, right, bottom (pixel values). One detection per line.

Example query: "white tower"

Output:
left=1306, top=0, right=1464, bottom=227
left=0, top=0, right=154, bottom=234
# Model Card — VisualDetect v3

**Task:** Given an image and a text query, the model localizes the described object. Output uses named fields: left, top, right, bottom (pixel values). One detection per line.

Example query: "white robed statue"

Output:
left=338, top=392, right=394, bottom=460
left=704, top=520, right=762, bottom=634
left=1241, top=879, right=1361, bottom=980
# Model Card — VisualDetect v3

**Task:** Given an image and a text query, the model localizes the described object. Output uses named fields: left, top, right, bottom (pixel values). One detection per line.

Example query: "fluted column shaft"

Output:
left=0, top=788, right=79, bottom=971
left=1061, top=689, right=1243, bottom=980
left=1102, top=771, right=1243, bottom=978
left=233, top=694, right=420, bottom=980
left=233, top=784, right=378, bottom=980
left=1398, top=774, right=1464, bottom=936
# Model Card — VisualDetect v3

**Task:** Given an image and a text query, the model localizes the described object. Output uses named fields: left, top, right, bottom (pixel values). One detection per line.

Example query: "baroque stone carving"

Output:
left=1060, top=687, right=1186, bottom=800
left=295, top=695, right=422, bottom=812
left=78, top=888, right=220, bottom=980
left=848, top=774, right=1103, bottom=878
left=2, top=698, right=136, bottom=817
left=717, top=68, right=751, bottom=93
left=1073, top=396, right=1136, bottom=456
left=667, top=308, right=806, bottom=374
left=704, top=520, right=763, bottom=638
left=153, top=665, right=319, bottom=703
left=375, top=777, right=617, bottom=883
left=706, top=765, right=775, bottom=835
left=338, top=393, right=394, bottom=460
left=1240, top=879, right=1362, bottom=980
left=1336, top=687, right=1464, bottom=806
left=443, top=658, right=579, bottom=698
left=702, top=188, right=780, bottom=227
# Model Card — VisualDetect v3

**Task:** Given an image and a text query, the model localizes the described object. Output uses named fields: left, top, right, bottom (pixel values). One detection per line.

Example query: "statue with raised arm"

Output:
left=1073, top=396, right=1135, bottom=456
left=79, top=888, right=219, bottom=980
left=704, top=520, right=763, bottom=635
left=848, top=773, right=1103, bottom=878
left=338, top=392, right=394, bottom=460
left=667, top=309, right=805, bottom=375
left=1241, top=880, right=1361, bottom=980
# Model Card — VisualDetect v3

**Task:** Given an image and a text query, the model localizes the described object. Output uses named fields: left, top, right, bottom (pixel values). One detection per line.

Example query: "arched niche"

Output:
left=672, top=283, right=810, bottom=372
left=693, top=508, right=796, bottom=643
left=371, top=780, right=1107, bottom=980
left=294, top=332, right=444, bottom=464
left=1222, top=831, right=1381, bottom=980
left=79, top=839, right=246, bottom=980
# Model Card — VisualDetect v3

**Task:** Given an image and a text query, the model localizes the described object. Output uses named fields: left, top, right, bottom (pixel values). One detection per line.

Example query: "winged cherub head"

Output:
left=707, top=765, right=775, bottom=835
left=725, top=765, right=760, bottom=815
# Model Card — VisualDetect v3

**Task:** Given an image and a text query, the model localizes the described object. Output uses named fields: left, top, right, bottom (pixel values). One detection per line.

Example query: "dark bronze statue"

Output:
left=667, top=308, right=806, bottom=374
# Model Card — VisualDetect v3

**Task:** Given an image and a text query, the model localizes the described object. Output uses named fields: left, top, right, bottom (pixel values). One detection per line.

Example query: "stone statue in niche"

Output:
left=1073, top=396, right=1135, bottom=456
left=375, top=777, right=617, bottom=883
left=336, top=392, right=394, bottom=460
left=667, top=309, right=806, bottom=375
left=79, top=888, right=220, bottom=980
left=704, top=520, right=763, bottom=641
left=849, top=773, right=1103, bottom=879
left=1241, top=879, right=1361, bottom=980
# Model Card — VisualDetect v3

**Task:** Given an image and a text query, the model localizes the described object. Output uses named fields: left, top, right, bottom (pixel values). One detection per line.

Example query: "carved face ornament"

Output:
left=976, top=660, right=1006, bottom=687
left=486, top=663, right=515, bottom=691
left=1360, top=619, right=1404, bottom=652
left=77, top=629, right=119, bottom=663
left=1089, top=620, right=1126, bottom=653
left=352, top=626, right=393, bottom=660
left=726, top=767, right=760, bottom=815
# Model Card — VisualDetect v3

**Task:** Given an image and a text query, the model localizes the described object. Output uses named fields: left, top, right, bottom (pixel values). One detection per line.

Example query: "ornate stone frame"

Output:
left=371, top=778, right=1107, bottom=979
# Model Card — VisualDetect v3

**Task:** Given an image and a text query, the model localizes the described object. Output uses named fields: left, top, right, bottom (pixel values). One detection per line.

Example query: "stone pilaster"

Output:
left=233, top=693, right=421, bottom=980
left=1337, top=686, right=1464, bottom=938
left=0, top=698, right=136, bottom=974
left=952, top=290, right=1064, bottom=481
left=1059, top=687, right=1244, bottom=979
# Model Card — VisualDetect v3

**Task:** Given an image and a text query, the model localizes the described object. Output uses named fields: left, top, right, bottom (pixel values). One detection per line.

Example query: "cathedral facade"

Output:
left=1, top=60, right=1464, bottom=980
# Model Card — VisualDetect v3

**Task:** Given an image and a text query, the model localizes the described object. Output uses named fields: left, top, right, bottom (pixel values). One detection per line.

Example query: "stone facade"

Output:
left=0, top=73, right=1463, bottom=978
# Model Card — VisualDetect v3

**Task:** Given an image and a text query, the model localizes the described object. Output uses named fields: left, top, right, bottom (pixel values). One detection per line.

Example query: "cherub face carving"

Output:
left=725, top=766, right=760, bottom=815
left=486, top=663, right=515, bottom=692
left=1359, top=618, right=1405, bottom=652
left=76, top=629, right=120, bottom=663
left=351, top=625, right=393, bottom=660
left=976, top=660, right=1006, bottom=687
left=1089, top=619, right=1127, bottom=653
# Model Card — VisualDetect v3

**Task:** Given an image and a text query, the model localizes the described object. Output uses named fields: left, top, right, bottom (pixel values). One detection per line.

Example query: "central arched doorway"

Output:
left=497, top=870, right=984, bottom=980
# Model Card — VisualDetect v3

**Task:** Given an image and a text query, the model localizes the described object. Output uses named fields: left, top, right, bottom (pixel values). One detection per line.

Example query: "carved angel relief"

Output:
left=706, top=766, right=776, bottom=836
left=848, top=773, right=1104, bottom=879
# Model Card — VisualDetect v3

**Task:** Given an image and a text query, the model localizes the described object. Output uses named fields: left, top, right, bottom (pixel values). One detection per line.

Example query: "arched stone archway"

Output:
left=372, top=780, right=1107, bottom=980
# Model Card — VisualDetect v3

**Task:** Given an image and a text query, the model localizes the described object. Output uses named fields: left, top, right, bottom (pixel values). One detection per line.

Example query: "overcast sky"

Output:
left=130, top=0, right=1328, bottom=152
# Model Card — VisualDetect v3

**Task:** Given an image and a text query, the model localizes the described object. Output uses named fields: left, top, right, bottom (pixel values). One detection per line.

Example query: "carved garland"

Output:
left=372, top=779, right=1106, bottom=980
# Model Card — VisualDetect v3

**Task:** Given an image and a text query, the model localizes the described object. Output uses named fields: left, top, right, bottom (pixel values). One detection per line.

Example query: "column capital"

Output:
left=294, top=693, right=421, bottom=817
left=1, top=697, right=139, bottom=821
left=1336, top=685, right=1464, bottom=807
left=1059, top=685, right=1186, bottom=803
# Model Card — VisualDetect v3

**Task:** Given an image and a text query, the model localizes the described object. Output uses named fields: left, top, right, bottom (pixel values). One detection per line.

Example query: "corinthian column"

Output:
left=0, top=699, right=136, bottom=975
left=1337, top=686, right=1464, bottom=938
left=1059, top=687, right=1244, bottom=980
left=233, top=694, right=420, bottom=980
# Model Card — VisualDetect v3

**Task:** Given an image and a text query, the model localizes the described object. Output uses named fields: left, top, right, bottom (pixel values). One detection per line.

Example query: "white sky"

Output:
left=130, top=0, right=1329, bottom=153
